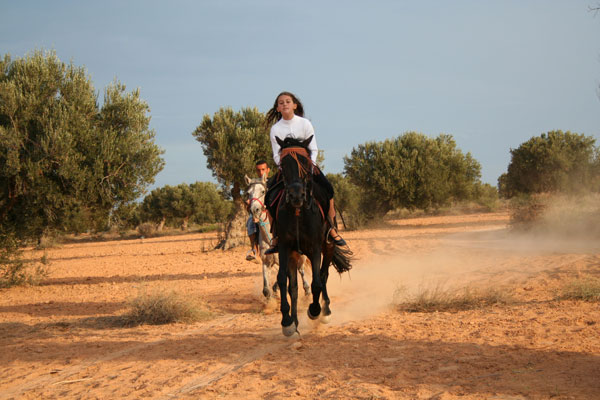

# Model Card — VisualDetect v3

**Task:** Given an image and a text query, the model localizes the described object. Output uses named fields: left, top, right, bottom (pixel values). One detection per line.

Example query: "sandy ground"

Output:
left=1, top=212, right=599, bottom=399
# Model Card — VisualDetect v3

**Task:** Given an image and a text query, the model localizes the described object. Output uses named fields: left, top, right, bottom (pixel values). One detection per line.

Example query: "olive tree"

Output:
left=497, top=130, right=599, bottom=198
left=0, top=50, right=164, bottom=254
left=192, top=107, right=272, bottom=249
left=344, top=132, right=482, bottom=219
left=140, top=182, right=232, bottom=230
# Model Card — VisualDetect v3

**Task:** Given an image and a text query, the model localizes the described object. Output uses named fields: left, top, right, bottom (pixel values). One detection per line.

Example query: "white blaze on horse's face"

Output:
left=246, top=177, right=267, bottom=223
left=250, top=200, right=264, bottom=223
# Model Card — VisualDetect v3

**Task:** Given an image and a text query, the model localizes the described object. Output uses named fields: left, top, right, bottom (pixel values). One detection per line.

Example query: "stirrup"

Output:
left=264, top=238, right=278, bottom=255
left=329, top=230, right=347, bottom=247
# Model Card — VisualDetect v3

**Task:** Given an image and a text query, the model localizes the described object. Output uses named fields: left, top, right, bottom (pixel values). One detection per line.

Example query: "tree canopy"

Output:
left=343, top=132, right=482, bottom=218
left=140, top=182, right=232, bottom=229
left=192, top=107, right=273, bottom=202
left=498, top=130, right=599, bottom=198
left=0, top=50, right=164, bottom=241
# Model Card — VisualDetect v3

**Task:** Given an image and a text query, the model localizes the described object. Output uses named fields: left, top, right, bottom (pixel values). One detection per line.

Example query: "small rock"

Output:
left=290, top=341, right=303, bottom=351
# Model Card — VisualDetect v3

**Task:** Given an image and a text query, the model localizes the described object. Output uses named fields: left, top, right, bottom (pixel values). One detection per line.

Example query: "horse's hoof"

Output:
left=262, top=287, right=271, bottom=298
left=282, top=323, right=297, bottom=337
left=320, top=314, right=331, bottom=324
left=307, top=304, right=320, bottom=320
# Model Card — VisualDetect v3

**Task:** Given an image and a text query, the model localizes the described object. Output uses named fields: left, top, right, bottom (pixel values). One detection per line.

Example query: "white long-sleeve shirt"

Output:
left=270, top=115, right=318, bottom=165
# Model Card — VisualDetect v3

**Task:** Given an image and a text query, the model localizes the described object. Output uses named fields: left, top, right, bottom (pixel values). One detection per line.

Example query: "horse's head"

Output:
left=245, top=174, right=267, bottom=223
left=276, top=135, right=314, bottom=209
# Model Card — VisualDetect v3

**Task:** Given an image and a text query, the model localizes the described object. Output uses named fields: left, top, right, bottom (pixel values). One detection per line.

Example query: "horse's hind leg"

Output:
left=268, top=255, right=279, bottom=296
left=262, top=260, right=271, bottom=298
left=299, top=256, right=311, bottom=296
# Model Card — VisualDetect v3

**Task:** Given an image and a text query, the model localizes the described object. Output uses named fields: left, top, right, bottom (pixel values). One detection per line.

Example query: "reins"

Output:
left=279, top=147, right=318, bottom=178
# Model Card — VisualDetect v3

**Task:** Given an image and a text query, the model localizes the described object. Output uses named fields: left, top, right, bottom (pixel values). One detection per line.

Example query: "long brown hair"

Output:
left=265, top=91, right=305, bottom=127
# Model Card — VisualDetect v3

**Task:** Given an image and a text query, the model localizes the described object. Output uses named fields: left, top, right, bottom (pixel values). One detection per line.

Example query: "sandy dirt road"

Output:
left=1, top=212, right=599, bottom=399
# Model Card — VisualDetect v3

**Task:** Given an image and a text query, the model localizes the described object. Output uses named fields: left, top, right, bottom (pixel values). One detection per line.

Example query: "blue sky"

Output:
left=2, top=1, right=599, bottom=190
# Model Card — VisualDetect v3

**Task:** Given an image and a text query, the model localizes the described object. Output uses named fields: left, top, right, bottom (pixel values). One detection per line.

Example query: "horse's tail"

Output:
left=331, top=244, right=353, bottom=274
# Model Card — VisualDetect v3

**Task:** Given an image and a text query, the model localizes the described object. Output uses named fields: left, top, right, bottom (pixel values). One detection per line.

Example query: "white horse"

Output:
left=245, top=175, right=310, bottom=299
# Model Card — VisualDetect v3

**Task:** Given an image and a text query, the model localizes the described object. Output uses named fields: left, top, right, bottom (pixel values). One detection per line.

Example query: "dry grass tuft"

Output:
left=122, top=290, right=213, bottom=325
left=394, top=284, right=513, bottom=313
left=558, top=277, right=600, bottom=302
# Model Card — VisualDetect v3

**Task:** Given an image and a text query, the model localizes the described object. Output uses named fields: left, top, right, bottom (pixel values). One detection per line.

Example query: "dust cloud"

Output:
left=325, top=220, right=600, bottom=327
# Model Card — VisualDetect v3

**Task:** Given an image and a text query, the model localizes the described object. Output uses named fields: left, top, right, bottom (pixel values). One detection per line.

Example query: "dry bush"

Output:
left=122, top=290, right=213, bottom=325
left=510, top=193, right=600, bottom=237
left=1, top=235, right=49, bottom=288
left=35, top=234, right=63, bottom=249
left=1, top=262, right=48, bottom=288
left=136, top=222, right=156, bottom=238
left=393, top=284, right=513, bottom=313
left=509, top=194, right=547, bottom=229
left=558, top=277, right=600, bottom=302
left=199, top=238, right=218, bottom=252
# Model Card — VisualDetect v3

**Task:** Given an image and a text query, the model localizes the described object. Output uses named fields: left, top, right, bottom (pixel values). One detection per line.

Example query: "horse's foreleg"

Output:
left=277, top=248, right=295, bottom=336
left=307, top=247, right=323, bottom=320
left=299, top=256, right=311, bottom=296
left=288, top=255, right=299, bottom=330
left=318, top=245, right=334, bottom=323
left=319, top=264, right=332, bottom=323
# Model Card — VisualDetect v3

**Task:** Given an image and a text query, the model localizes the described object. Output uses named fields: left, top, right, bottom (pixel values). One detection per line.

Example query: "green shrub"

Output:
left=498, top=130, right=599, bottom=198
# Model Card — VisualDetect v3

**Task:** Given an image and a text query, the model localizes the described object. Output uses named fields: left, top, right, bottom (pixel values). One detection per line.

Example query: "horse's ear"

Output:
left=244, top=174, right=251, bottom=185
left=302, top=135, right=314, bottom=148
left=276, top=136, right=285, bottom=147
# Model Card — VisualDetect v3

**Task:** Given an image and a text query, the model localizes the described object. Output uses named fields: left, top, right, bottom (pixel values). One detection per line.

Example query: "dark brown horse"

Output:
left=270, top=136, right=352, bottom=336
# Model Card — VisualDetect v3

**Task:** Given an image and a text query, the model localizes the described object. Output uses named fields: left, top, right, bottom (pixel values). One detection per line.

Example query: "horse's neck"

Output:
left=256, top=216, right=271, bottom=247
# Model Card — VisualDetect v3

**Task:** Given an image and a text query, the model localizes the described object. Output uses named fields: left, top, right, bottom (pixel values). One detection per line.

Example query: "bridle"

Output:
left=247, top=181, right=268, bottom=221
left=247, top=181, right=271, bottom=243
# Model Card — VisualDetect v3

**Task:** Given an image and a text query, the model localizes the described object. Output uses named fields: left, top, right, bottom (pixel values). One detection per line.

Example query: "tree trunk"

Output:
left=216, top=198, right=248, bottom=250
left=181, top=216, right=189, bottom=230
left=157, top=216, right=166, bottom=232
left=336, top=206, right=347, bottom=230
